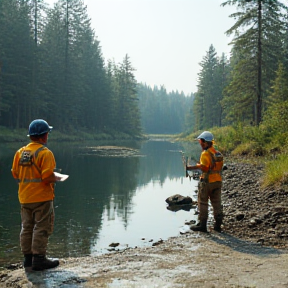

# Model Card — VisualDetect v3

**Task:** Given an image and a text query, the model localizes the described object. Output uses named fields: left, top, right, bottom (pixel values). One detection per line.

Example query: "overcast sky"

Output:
left=46, top=0, right=236, bottom=95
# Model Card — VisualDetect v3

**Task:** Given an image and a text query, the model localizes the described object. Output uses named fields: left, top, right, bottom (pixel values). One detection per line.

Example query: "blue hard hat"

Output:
left=197, top=131, right=214, bottom=142
left=27, top=119, right=53, bottom=136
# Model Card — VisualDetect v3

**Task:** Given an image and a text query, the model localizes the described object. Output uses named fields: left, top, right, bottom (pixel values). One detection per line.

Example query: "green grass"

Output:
left=262, top=154, right=288, bottom=187
left=0, top=126, right=144, bottom=143
left=0, top=126, right=27, bottom=143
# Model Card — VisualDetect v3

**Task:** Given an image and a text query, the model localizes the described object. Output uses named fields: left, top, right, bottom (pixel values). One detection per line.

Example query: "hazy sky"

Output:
left=46, top=0, right=236, bottom=95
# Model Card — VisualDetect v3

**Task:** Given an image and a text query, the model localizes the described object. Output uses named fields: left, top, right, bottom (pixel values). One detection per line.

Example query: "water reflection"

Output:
left=0, top=140, right=200, bottom=268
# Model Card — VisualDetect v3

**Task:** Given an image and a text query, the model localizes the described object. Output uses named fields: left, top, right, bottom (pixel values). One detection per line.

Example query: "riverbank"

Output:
left=0, top=126, right=148, bottom=143
left=1, top=159, right=288, bottom=287
left=222, top=160, right=288, bottom=249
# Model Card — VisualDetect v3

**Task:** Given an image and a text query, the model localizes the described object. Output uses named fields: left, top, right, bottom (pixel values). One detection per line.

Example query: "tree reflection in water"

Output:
left=0, top=140, right=200, bottom=267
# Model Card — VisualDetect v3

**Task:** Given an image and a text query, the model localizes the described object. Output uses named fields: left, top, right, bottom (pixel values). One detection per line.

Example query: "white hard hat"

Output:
left=197, top=131, right=214, bottom=142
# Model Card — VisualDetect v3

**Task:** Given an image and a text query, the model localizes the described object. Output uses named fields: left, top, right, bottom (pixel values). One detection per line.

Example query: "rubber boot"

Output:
left=32, top=254, right=59, bottom=271
left=23, top=254, right=33, bottom=272
left=190, top=221, right=207, bottom=232
left=214, top=218, right=222, bottom=232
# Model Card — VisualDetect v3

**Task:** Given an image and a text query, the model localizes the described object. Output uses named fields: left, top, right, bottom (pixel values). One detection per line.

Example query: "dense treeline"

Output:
left=138, top=84, right=194, bottom=134
left=0, top=0, right=141, bottom=136
left=191, top=0, right=288, bottom=135
left=4, top=1, right=286, bottom=139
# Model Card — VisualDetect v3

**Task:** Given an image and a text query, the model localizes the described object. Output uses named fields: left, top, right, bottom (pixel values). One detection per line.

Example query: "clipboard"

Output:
left=54, top=172, right=69, bottom=182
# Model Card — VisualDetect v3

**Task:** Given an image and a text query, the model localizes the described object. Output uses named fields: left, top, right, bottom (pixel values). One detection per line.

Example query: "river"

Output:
left=0, top=139, right=201, bottom=268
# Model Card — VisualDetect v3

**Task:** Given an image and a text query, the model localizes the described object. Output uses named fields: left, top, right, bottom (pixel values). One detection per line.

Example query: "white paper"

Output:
left=54, top=172, right=69, bottom=182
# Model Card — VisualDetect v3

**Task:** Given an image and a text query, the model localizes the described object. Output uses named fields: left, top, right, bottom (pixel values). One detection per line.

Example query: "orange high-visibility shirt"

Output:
left=11, top=142, right=56, bottom=204
left=199, top=147, right=222, bottom=183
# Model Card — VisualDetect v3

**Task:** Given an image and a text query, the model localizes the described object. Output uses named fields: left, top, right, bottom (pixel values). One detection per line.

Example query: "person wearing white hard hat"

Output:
left=186, top=131, right=224, bottom=232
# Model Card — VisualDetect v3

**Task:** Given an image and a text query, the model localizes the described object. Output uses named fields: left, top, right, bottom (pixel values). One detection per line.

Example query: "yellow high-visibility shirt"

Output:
left=11, top=142, right=56, bottom=204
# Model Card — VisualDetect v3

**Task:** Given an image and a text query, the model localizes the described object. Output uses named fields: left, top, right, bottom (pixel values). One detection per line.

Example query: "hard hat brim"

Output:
left=27, top=126, right=53, bottom=137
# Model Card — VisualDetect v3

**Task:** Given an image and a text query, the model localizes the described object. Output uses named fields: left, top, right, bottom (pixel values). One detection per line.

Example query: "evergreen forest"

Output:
left=1, top=0, right=288, bottom=141
left=0, top=0, right=193, bottom=139
left=0, top=0, right=142, bottom=136
left=138, top=84, right=193, bottom=134
left=191, top=0, right=288, bottom=134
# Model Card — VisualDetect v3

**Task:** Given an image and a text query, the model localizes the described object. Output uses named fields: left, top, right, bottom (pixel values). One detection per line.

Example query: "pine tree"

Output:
left=41, top=0, right=107, bottom=131
left=221, top=0, right=286, bottom=125
left=138, top=83, right=193, bottom=134
left=262, top=62, right=288, bottom=144
left=116, top=55, right=141, bottom=135
left=221, top=47, right=256, bottom=124
left=214, top=53, right=231, bottom=127
left=195, top=45, right=224, bottom=129
left=0, top=0, right=34, bottom=128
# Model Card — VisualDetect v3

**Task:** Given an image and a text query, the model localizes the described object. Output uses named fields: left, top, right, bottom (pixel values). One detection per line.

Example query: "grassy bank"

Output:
left=176, top=124, right=288, bottom=188
left=0, top=126, right=144, bottom=143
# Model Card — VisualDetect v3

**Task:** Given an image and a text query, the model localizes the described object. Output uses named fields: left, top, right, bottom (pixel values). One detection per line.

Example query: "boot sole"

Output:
left=190, top=228, right=207, bottom=232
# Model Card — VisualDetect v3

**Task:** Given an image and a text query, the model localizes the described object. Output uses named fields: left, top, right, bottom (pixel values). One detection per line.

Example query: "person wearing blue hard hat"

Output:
left=27, top=119, right=53, bottom=136
left=186, top=131, right=224, bottom=232
left=11, top=119, right=60, bottom=271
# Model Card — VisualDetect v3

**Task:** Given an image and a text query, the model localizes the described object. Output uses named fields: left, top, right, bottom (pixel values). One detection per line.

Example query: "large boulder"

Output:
left=165, top=194, right=196, bottom=206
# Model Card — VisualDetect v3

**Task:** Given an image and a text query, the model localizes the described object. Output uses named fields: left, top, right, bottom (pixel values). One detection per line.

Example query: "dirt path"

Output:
left=1, top=231, right=288, bottom=288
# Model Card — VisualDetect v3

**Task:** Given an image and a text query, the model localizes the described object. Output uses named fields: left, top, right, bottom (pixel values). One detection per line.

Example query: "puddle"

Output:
left=25, top=270, right=86, bottom=288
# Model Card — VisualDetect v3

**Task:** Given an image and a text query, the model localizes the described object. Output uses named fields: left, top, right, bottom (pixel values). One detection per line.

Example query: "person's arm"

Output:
left=11, top=151, right=20, bottom=179
left=187, top=152, right=210, bottom=172
left=39, top=149, right=59, bottom=183
left=187, top=163, right=209, bottom=172
left=186, top=163, right=201, bottom=171
left=42, top=172, right=61, bottom=183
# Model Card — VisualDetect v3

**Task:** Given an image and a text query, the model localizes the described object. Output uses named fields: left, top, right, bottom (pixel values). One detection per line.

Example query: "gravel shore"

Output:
left=222, top=160, right=288, bottom=248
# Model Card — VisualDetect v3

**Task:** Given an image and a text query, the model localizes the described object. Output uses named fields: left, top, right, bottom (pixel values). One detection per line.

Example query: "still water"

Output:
left=0, top=139, right=200, bottom=267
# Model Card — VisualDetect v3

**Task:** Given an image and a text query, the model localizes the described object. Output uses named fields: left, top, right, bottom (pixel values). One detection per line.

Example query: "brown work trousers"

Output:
left=198, top=180, right=223, bottom=223
left=20, top=200, right=54, bottom=255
